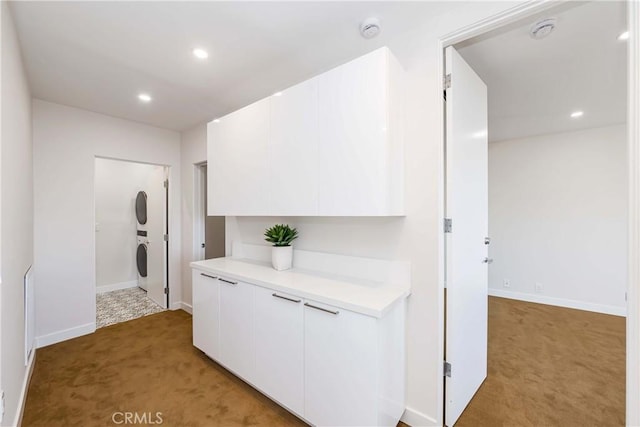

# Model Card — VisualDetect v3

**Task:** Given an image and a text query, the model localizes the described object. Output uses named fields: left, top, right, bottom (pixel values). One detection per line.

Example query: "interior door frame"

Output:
left=93, top=156, right=171, bottom=310
left=164, top=167, right=170, bottom=309
left=194, top=162, right=207, bottom=262
left=437, top=1, right=640, bottom=425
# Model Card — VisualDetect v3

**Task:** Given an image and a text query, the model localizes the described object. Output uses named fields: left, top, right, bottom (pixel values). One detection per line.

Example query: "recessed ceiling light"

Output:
left=138, top=93, right=152, bottom=103
left=273, top=92, right=283, bottom=97
left=618, top=31, right=630, bottom=41
left=193, top=48, right=209, bottom=59
left=213, top=118, right=221, bottom=123
left=570, top=111, right=584, bottom=118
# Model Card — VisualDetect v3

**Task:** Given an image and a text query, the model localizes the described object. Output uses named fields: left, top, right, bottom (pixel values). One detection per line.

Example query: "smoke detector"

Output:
left=530, top=18, right=556, bottom=39
left=361, top=18, right=381, bottom=39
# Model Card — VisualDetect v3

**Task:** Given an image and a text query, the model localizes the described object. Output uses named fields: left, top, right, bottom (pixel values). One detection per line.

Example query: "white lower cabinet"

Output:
left=304, top=300, right=379, bottom=426
left=192, top=267, right=405, bottom=427
left=254, top=287, right=304, bottom=415
left=218, top=277, right=256, bottom=382
left=192, top=271, right=220, bottom=359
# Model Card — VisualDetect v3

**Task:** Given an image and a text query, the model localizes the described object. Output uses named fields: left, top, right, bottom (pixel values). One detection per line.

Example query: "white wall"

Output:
left=95, top=158, right=165, bottom=290
left=488, top=125, right=627, bottom=315
left=183, top=3, right=526, bottom=423
left=1, top=2, right=34, bottom=425
left=33, top=100, right=181, bottom=347
left=180, top=123, right=207, bottom=310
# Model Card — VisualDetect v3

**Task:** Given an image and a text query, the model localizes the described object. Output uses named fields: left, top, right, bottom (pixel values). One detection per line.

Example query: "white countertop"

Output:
left=191, top=257, right=410, bottom=318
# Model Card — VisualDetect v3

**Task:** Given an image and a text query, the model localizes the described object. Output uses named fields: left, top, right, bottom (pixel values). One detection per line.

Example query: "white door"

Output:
left=444, top=46, right=489, bottom=426
left=254, top=287, right=304, bottom=415
left=145, top=167, right=166, bottom=308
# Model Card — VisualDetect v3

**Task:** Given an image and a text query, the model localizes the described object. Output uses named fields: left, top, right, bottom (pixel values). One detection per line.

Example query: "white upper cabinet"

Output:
left=208, top=98, right=270, bottom=216
left=269, top=77, right=319, bottom=215
left=317, top=48, right=404, bottom=216
left=207, top=46, right=404, bottom=216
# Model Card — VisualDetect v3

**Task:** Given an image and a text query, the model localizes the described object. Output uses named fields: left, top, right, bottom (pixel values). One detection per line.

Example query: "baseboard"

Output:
left=96, top=280, right=138, bottom=294
left=13, top=349, right=36, bottom=427
left=35, top=322, right=95, bottom=348
left=489, top=288, right=627, bottom=317
left=401, top=406, right=439, bottom=427
left=170, top=302, right=192, bottom=314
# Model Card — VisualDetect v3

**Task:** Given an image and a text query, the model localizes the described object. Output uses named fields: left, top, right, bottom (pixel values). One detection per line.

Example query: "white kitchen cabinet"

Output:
left=207, top=46, right=404, bottom=216
left=192, top=270, right=220, bottom=359
left=191, top=260, right=407, bottom=427
left=317, top=47, right=404, bottom=216
left=269, top=77, right=319, bottom=215
left=218, top=277, right=256, bottom=381
left=304, top=300, right=379, bottom=426
left=253, top=287, right=304, bottom=415
left=208, top=98, right=270, bottom=216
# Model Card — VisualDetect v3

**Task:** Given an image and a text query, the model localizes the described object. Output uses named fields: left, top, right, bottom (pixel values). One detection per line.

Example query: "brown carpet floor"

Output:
left=23, top=298, right=625, bottom=427
left=23, top=310, right=305, bottom=427
left=456, top=297, right=626, bottom=427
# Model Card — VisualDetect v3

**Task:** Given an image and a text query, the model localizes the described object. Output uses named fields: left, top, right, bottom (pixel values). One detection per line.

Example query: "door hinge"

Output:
left=444, top=73, right=451, bottom=89
left=444, top=361, right=452, bottom=377
left=163, top=234, right=169, bottom=242
left=163, top=179, right=169, bottom=189
left=444, top=218, right=452, bottom=233
left=164, top=287, right=169, bottom=295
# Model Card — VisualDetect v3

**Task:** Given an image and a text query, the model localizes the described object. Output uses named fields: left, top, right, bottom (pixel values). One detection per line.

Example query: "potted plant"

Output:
left=264, top=224, right=298, bottom=271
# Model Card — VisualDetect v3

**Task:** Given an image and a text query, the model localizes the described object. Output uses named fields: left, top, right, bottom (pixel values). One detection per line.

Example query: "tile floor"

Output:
left=96, top=287, right=165, bottom=328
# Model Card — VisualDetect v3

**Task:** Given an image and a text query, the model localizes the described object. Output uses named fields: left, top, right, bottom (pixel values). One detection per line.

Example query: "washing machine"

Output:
left=135, top=191, right=148, bottom=290
left=136, top=231, right=148, bottom=291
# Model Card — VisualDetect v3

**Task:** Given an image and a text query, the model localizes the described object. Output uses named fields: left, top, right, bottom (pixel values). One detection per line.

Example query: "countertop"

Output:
left=191, top=257, right=410, bottom=318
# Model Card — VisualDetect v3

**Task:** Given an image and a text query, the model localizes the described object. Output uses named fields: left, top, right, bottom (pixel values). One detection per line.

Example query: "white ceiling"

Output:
left=10, top=1, right=453, bottom=131
left=456, top=1, right=627, bottom=142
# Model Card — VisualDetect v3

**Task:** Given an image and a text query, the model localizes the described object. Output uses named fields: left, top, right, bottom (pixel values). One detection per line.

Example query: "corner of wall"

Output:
left=12, top=350, right=36, bottom=427
left=1, top=2, right=35, bottom=425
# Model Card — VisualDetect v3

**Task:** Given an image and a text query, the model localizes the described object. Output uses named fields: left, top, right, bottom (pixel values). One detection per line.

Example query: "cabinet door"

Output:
left=269, top=78, right=319, bottom=215
left=304, top=300, right=378, bottom=426
left=254, top=287, right=304, bottom=415
left=317, top=48, right=389, bottom=215
left=192, top=270, right=220, bottom=359
left=219, top=277, right=255, bottom=381
left=208, top=99, right=270, bottom=215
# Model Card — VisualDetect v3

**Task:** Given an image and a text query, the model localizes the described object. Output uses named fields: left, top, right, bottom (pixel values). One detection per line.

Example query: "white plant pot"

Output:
left=272, top=246, right=293, bottom=271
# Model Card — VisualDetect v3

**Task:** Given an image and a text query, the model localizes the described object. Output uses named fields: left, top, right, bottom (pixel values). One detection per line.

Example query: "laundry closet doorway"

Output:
left=94, top=157, right=169, bottom=328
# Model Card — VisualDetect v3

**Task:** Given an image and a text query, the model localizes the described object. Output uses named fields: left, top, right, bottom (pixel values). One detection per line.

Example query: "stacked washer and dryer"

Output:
left=135, top=191, right=148, bottom=291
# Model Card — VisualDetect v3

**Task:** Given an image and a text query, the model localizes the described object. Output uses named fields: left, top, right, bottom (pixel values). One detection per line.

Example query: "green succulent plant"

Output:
left=264, top=224, right=299, bottom=247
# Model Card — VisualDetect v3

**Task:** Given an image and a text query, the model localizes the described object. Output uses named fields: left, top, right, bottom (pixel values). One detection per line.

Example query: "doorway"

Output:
left=442, top=2, right=630, bottom=425
left=195, top=162, right=226, bottom=260
left=94, top=157, right=168, bottom=328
